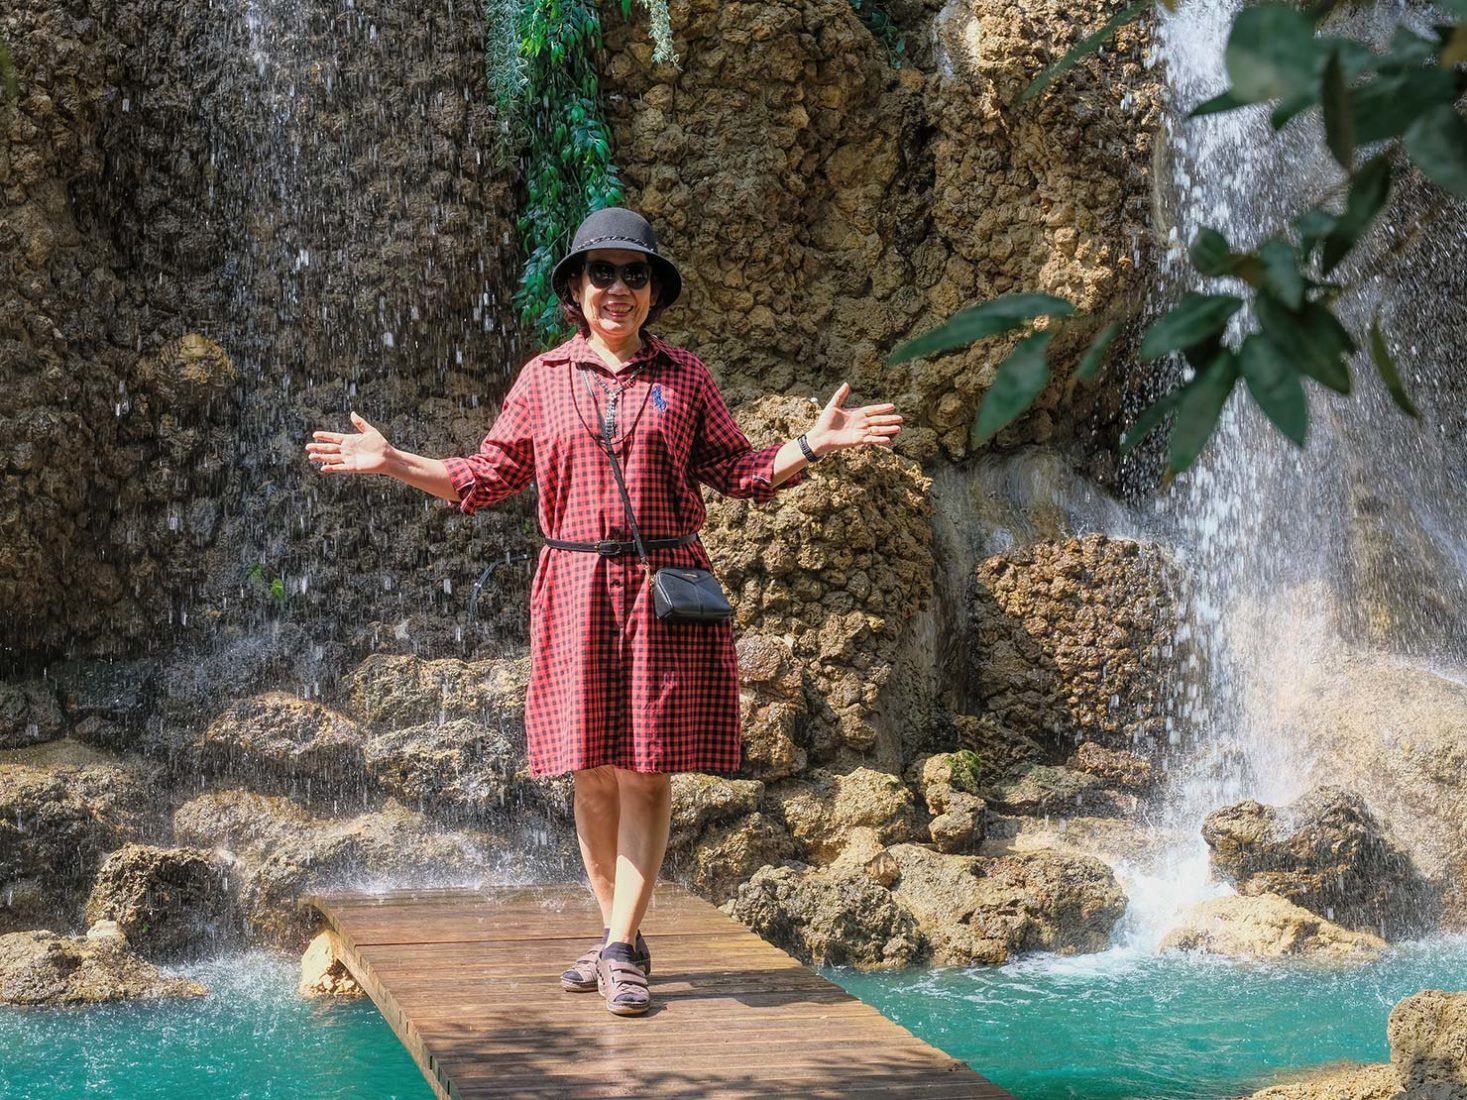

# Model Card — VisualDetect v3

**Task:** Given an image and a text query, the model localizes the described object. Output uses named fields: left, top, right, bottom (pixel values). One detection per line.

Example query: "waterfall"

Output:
left=1112, top=0, right=1467, bottom=947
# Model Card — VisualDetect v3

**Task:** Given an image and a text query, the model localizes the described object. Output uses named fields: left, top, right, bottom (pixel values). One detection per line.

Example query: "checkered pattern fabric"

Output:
left=443, top=333, right=804, bottom=777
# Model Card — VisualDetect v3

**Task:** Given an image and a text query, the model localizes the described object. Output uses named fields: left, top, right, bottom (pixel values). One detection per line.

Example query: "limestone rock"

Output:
left=730, top=863, right=924, bottom=969
left=174, top=790, right=507, bottom=949
left=0, top=761, right=158, bottom=932
left=0, top=679, right=65, bottom=750
left=910, top=752, right=988, bottom=853
left=772, top=768, right=915, bottom=864
left=668, top=774, right=764, bottom=851
left=84, top=844, right=236, bottom=961
left=886, top=843, right=1125, bottom=964
left=1158, top=894, right=1387, bottom=959
left=986, top=763, right=1116, bottom=817
left=0, top=930, right=207, bottom=1005
left=195, top=693, right=370, bottom=806
left=343, top=654, right=530, bottom=730
left=363, top=718, right=523, bottom=822
left=1202, top=787, right=1437, bottom=940
left=299, top=929, right=363, bottom=997
left=1069, top=742, right=1155, bottom=791
left=1389, top=990, right=1467, bottom=1093
left=677, top=812, right=796, bottom=904
left=736, top=634, right=807, bottom=781
left=1244, top=1063, right=1403, bottom=1100
left=973, top=534, right=1182, bottom=750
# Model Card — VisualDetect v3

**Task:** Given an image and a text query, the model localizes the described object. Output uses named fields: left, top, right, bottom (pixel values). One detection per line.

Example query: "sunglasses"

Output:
left=585, top=260, right=653, bottom=290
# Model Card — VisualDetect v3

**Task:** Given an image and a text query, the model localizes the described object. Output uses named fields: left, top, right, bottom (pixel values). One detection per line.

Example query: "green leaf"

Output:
left=971, top=331, right=1055, bottom=444
left=1353, top=69, right=1459, bottom=145
left=1321, top=154, right=1392, bottom=273
left=888, top=293, right=1075, bottom=364
left=1238, top=333, right=1309, bottom=445
left=1445, top=25, right=1467, bottom=67
left=1190, top=89, right=1251, bottom=118
left=1271, top=90, right=1318, bottom=130
left=1379, top=25, right=1440, bottom=70
left=1403, top=105, right=1467, bottom=199
left=1322, top=49, right=1354, bottom=172
left=1169, top=352, right=1241, bottom=473
left=1296, top=207, right=1338, bottom=260
left=1139, top=293, right=1244, bottom=360
left=1120, top=389, right=1184, bottom=455
left=1225, top=4, right=1321, bottom=103
left=1255, top=293, right=1356, bottom=394
left=1189, top=228, right=1234, bottom=276
left=1074, top=321, right=1123, bottom=382
left=1258, top=239, right=1305, bottom=309
left=1368, top=314, right=1420, bottom=418
left=1019, top=0, right=1153, bottom=103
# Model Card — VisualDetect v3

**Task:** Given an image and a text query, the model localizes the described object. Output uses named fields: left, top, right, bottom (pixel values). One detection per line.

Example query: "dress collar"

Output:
left=541, top=332, right=669, bottom=373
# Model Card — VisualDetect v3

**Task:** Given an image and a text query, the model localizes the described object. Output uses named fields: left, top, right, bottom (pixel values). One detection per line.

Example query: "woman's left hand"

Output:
left=808, top=383, right=903, bottom=455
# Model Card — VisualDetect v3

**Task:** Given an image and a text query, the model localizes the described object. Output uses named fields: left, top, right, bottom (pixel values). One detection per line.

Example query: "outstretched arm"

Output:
left=772, top=382, right=903, bottom=485
left=307, top=411, right=460, bottom=502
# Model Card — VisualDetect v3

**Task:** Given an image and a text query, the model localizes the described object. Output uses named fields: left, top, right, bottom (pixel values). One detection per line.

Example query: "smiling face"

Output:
left=572, top=248, right=659, bottom=351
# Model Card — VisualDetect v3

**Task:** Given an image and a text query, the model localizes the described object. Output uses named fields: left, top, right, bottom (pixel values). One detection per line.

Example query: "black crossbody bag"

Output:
left=594, top=386, right=734, bottom=624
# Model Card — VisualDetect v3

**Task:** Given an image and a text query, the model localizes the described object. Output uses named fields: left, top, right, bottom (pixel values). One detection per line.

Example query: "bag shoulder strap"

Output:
left=581, top=367, right=652, bottom=571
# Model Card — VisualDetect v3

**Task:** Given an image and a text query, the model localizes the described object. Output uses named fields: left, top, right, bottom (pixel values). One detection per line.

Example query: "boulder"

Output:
left=363, top=718, right=523, bottom=822
left=1202, top=786, right=1437, bottom=939
left=84, top=844, right=236, bottom=961
left=730, top=863, right=924, bottom=969
left=909, top=752, right=988, bottom=853
left=668, top=774, right=764, bottom=851
left=174, top=790, right=507, bottom=949
left=0, top=761, right=158, bottom=932
left=342, top=654, right=529, bottom=731
left=1244, top=1063, right=1403, bottom=1099
left=0, top=679, right=65, bottom=750
left=1158, top=894, right=1387, bottom=959
left=299, top=929, right=363, bottom=997
left=1389, top=990, right=1467, bottom=1093
left=886, top=843, right=1126, bottom=965
left=677, top=812, right=795, bottom=904
left=195, top=693, right=370, bottom=806
left=736, top=634, right=807, bottom=781
left=986, top=763, right=1121, bottom=817
left=0, top=929, right=207, bottom=1005
left=772, top=768, right=915, bottom=864
left=1069, top=742, right=1155, bottom=792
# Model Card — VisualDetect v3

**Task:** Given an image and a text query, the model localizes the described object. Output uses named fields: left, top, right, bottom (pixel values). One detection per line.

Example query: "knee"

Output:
left=615, top=769, right=670, bottom=805
left=574, top=766, right=618, bottom=803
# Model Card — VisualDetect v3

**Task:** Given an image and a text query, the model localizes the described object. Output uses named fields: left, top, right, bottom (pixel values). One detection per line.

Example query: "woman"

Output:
left=305, top=207, right=902, bottom=1016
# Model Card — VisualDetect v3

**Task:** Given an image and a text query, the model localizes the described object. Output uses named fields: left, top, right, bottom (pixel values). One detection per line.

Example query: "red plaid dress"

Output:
left=443, top=333, right=804, bottom=776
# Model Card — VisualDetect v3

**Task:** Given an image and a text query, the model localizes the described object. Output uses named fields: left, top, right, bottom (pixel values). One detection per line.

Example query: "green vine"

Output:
left=486, top=1, right=680, bottom=349
left=1, top=34, right=20, bottom=111
left=850, top=0, right=905, bottom=67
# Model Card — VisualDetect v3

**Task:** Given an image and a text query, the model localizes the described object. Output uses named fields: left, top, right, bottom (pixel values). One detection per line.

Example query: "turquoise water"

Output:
left=0, top=952, right=433, bottom=1100
left=4, top=941, right=1465, bottom=1099
left=828, top=938, right=1467, bottom=1100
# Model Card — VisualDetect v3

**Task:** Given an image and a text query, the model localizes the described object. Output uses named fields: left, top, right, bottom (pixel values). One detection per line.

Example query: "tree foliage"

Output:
left=891, top=1, right=1467, bottom=475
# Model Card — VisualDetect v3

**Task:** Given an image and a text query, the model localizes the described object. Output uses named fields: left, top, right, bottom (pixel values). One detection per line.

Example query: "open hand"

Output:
left=809, top=384, right=902, bottom=454
left=305, top=411, right=392, bottom=475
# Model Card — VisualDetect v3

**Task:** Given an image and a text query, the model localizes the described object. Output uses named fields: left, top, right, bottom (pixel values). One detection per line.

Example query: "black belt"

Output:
left=544, top=532, right=699, bottom=557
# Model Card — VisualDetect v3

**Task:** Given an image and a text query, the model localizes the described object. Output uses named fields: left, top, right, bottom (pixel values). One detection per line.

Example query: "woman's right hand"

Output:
left=306, top=410, right=393, bottom=475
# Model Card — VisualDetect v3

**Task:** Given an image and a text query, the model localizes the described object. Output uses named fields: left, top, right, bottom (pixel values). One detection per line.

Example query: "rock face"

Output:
left=84, top=844, right=236, bottom=961
left=1389, top=990, right=1467, bottom=1094
left=195, top=694, right=371, bottom=806
left=731, top=863, right=925, bottom=969
left=0, top=761, right=159, bottom=932
left=0, top=929, right=207, bottom=1005
left=363, top=719, right=523, bottom=822
left=773, top=768, right=917, bottom=864
left=1158, top=894, right=1387, bottom=960
left=735, top=634, right=808, bottom=781
left=973, top=534, right=1181, bottom=750
left=344, top=655, right=531, bottom=731
left=0, top=679, right=65, bottom=749
left=1245, top=1063, right=1402, bottom=1100
left=886, top=843, right=1126, bottom=964
left=1202, top=787, right=1437, bottom=940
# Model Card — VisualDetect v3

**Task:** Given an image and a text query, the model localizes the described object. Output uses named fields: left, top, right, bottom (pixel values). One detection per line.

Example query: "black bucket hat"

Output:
left=551, top=207, right=683, bottom=310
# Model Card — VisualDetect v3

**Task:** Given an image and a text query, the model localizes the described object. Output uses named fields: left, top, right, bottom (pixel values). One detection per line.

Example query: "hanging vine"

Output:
left=485, top=0, right=679, bottom=348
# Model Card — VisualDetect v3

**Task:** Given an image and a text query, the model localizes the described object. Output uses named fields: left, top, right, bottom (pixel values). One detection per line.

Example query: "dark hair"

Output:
left=557, top=256, right=670, bottom=337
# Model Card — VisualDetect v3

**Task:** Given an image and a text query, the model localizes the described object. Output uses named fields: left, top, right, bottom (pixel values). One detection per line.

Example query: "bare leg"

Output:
left=573, top=766, right=619, bottom=928
left=606, top=769, right=672, bottom=945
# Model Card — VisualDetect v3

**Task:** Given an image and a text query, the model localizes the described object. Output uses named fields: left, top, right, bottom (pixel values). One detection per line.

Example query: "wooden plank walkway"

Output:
left=304, top=884, right=1012, bottom=1100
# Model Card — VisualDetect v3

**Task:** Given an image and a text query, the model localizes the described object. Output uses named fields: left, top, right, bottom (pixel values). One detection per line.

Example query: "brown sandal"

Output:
left=560, top=932, right=651, bottom=993
left=596, top=954, right=650, bottom=1016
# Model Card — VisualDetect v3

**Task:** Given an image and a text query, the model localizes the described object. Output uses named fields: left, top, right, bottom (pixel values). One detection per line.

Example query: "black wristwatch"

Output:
left=798, top=433, right=822, bottom=463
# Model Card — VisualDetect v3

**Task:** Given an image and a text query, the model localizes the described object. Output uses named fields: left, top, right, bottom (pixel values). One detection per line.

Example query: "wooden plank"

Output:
left=307, top=884, right=1012, bottom=1100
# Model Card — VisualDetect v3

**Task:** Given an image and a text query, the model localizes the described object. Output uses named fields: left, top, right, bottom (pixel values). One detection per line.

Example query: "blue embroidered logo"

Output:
left=651, top=383, right=668, bottom=415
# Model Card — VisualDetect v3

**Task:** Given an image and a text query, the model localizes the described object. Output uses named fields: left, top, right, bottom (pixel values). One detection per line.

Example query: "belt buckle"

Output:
left=594, top=539, right=622, bottom=556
